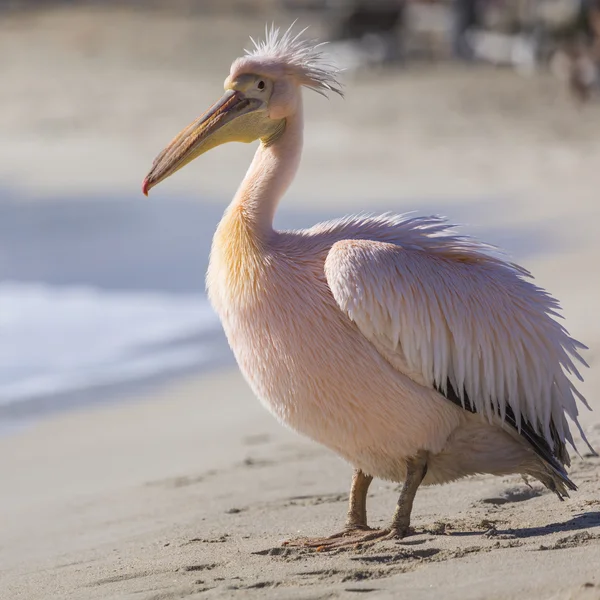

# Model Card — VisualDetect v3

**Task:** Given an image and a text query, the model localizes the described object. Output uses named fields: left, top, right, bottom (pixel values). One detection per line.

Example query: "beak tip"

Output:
left=142, top=177, right=150, bottom=197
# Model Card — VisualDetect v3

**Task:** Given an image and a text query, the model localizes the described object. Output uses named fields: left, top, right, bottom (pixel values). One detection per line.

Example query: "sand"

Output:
left=2, top=370, right=600, bottom=600
left=1, top=6, right=600, bottom=599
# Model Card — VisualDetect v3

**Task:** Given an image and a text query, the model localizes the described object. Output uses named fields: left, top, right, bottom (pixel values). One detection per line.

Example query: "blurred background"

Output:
left=0, top=0, right=598, bottom=430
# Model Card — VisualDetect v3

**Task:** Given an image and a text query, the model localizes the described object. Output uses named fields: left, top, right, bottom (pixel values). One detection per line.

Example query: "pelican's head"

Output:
left=142, top=25, right=342, bottom=195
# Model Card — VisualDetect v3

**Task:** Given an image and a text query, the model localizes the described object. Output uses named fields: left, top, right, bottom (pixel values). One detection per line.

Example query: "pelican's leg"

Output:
left=285, top=452, right=428, bottom=551
left=282, top=469, right=373, bottom=548
left=386, top=450, right=428, bottom=538
left=345, top=469, right=374, bottom=530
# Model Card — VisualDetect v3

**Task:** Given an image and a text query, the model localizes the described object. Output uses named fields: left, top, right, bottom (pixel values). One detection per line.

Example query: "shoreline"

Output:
left=0, top=349, right=234, bottom=435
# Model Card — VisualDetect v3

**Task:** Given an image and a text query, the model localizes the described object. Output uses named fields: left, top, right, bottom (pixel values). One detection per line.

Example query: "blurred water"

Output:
left=0, top=283, right=217, bottom=404
left=0, top=191, right=559, bottom=426
left=0, top=195, right=226, bottom=424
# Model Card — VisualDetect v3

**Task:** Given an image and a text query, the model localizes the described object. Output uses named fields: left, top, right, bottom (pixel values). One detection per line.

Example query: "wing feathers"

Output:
left=324, top=231, right=592, bottom=459
left=437, top=378, right=575, bottom=492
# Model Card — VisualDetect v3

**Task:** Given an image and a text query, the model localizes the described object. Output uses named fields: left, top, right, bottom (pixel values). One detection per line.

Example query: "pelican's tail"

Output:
left=527, top=461, right=577, bottom=501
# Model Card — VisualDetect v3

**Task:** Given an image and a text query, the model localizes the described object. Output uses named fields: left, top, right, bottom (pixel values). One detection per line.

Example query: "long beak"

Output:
left=142, top=90, right=260, bottom=195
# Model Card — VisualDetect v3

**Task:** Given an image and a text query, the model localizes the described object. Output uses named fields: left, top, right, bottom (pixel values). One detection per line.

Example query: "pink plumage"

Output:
left=143, top=25, right=594, bottom=548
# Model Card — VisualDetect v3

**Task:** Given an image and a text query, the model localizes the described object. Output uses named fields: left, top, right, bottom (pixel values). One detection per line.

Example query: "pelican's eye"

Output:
left=257, top=80, right=266, bottom=91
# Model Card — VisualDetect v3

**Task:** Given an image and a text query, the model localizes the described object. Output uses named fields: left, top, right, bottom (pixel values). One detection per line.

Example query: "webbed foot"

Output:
left=283, top=524, right=413, bottom=551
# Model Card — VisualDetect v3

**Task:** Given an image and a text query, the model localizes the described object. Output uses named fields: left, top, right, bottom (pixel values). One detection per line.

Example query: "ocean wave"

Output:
left=0, top=282, right=221, bottom=405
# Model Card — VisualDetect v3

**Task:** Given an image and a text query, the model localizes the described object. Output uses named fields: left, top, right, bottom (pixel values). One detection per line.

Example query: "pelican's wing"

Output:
left=324, top=237, right=591, bottom=459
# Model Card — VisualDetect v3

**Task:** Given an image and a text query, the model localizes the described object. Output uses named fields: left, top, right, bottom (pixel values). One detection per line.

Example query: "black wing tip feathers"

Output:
left=436, top=379, right=575, bottom=495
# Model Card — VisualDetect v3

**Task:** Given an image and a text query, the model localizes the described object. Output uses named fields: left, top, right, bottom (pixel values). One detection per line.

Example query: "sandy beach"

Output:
left=2, top=369, right=599, bottom=600
left=1, top=5, right=600, bottom=599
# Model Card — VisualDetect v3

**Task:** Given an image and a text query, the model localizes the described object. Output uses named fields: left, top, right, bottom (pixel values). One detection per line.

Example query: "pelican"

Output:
left=142, top=26, right=594, bottom=549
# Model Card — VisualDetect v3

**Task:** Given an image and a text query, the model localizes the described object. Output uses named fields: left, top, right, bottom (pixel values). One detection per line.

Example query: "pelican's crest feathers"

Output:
left=234, top=23, right=343, bottom=97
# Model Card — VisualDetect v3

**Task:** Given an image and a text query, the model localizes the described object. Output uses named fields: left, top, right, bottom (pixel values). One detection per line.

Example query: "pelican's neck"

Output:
left=229, top=98, right=304, bottom=238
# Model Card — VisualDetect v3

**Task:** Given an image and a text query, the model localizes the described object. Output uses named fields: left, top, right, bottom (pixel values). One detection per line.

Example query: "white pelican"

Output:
left=142, top=25, right=594, bottom=549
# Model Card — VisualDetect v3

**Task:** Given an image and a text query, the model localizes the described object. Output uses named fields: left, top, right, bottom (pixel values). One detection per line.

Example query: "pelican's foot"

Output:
left=283, top=525, right=371, bottom=550
left=283, top=524, right=413, bottom=552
